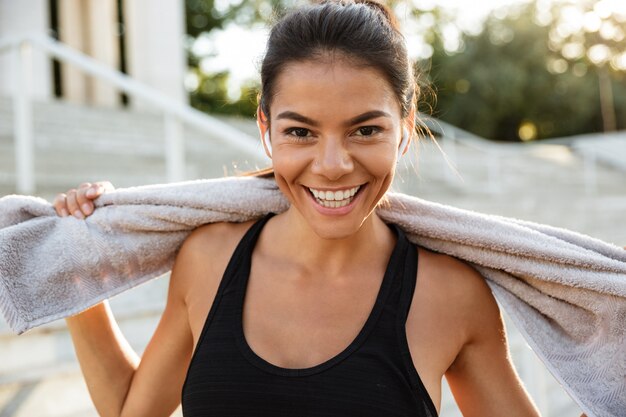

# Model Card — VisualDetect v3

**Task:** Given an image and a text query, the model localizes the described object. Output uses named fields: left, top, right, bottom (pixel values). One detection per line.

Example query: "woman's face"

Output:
left=260, top=57, right=411, bottom=239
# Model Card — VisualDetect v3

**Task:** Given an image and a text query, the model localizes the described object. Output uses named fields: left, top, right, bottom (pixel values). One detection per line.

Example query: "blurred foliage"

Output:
left=187, top=0, right=289, bottom=38
left=185, top=0, right=293, bottom=117
left=184, top=0, right=626, bottom=141
left=545, top=0, right=626, bottom=133
left=420, top=0, right=626, bottom=140
left=189, top=70, right=259, bottom=116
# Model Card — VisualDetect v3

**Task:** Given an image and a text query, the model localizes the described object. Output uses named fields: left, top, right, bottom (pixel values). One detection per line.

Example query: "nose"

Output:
left=311, top=136, right=354, bottom=180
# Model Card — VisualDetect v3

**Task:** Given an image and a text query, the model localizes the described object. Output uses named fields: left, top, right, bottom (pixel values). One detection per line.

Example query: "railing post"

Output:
left=164, top=113, right=185, bottom=183
left=13, top=41, right=35, bottom=195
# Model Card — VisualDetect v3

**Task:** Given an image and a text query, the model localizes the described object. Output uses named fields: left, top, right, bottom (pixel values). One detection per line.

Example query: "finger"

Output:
left=65, top=189, right=84, bottom=220
left=52, top=193, right=70, bottom=217
left=75, top=184, right=94, bottom=216
left=86, top=180, right=114, bottom=198
left=99, top=181, right=115, bottom=192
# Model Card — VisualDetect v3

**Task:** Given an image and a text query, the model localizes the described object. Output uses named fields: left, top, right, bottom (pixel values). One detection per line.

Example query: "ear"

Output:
left=256, top=107, right=272, bottom=158
left=400, top=105, right=416, bottom=157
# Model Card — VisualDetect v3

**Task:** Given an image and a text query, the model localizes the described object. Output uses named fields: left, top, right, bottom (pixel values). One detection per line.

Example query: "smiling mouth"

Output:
left=306, top=185, right=364, bottom=208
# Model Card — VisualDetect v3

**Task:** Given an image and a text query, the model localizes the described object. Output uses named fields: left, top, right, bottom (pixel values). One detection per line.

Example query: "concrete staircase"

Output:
left=1, top=97, right=625, bottom=416
left=396, top=137, right=626, bottom=244
left=0, top=97, right=267, bottom=196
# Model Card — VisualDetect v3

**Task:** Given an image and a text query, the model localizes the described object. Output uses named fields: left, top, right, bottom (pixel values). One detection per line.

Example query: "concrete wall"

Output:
left=0, top=0, right=187, bottom=107
left=0, top=0, right=52, bottom=100
left=124, top=0, right=187, bottom=108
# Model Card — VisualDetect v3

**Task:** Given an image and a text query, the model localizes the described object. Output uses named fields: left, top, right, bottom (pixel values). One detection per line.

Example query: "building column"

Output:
left=0, top=0, right=52, bottom=100
left=86, top=0, right=119, bottom=106
left=58, top=0, right=119, bottom=106
left=58, top=0, right=88, bottom=104
left=124, top=0, right=187, bottom=108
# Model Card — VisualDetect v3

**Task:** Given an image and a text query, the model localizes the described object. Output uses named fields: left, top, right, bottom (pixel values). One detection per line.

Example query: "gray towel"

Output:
left=0, top=176, right=625, bottom=417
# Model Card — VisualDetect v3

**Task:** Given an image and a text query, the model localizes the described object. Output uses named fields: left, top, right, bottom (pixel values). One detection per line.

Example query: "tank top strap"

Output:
left=395, top=230, right=419, bottom=385
left=220, top=213, right=275, bottom=286
left=394, top=224, right=417, bottom=322
left=189, top=213, right=275, bottom=357
left=393, top=228, right=435, bottom=414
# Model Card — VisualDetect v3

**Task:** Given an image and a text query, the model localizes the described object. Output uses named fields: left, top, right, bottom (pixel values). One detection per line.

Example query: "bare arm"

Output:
left=444, top=263, right=541, bottom=417
left=65, top=302, right=140, bottom=416
left=64, top=225, right=207, bottom=416
left=54, top=183, right=242, bottom=416
left=54, top=180, right=198, bottom=415
left=59, top=181, right=139, bottom=415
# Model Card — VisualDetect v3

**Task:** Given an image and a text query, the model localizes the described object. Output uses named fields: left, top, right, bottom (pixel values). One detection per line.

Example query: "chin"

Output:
left=309, top=220, right=365, bottom=240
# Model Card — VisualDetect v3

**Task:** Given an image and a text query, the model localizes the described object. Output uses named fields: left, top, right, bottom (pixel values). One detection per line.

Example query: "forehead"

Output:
left=270, top=58, right=401, bottom=121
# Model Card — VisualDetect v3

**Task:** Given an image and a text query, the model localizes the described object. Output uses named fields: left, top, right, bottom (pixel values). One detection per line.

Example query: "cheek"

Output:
left=355, top=145, right=397, bottom=205
left=355, top=144, right=397, bottom=178
left=272, top=149, right=309, bottom=179
left=271, top=151, right=309, bottom=201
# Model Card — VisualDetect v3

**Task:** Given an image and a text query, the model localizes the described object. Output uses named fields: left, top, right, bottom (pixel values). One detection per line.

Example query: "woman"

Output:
left=54, top=1, right=542, bottom=416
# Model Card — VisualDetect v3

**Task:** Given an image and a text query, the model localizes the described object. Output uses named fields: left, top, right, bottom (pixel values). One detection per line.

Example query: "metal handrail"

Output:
left=0, top=33, right=265, bottom=194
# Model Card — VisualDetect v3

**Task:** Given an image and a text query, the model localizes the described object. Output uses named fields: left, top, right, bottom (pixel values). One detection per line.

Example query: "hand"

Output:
left=53, top=181, right=115, bottom=219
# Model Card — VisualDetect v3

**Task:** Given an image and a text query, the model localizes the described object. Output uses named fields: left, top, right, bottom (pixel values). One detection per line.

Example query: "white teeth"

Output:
left=308, top=185, right=362, bottom=208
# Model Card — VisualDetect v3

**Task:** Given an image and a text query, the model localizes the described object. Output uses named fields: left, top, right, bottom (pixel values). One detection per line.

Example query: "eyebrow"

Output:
left=348, top=110, right=392, bottom=125
left=275, top=110, right=392, bottom=127
left=276, top=111, right=319, bottom=126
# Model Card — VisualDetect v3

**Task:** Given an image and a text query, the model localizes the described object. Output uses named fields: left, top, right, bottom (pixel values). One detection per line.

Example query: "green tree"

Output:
left=423, top=1, right=625, bottom=141
left=184, top=0, right=626, bottom=139
left=545, top=0, right=626, bottom=132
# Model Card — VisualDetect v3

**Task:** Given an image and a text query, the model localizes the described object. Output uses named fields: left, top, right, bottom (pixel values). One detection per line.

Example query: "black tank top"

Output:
left=182, top=214, right=438, bottom=417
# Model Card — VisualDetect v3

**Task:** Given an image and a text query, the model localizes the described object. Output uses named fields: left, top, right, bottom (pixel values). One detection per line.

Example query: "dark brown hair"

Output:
left=259, top=0, right=417, bottom=119
left=243, top=0, right=418, bottom=179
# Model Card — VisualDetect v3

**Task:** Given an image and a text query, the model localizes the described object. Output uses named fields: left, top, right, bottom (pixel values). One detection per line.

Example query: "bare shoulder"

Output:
left=413, top=250, right=539, bottom=416
left=407, top=247, right=501, bottom=370
left=171, top=220, right=257, bottom=340
left=173, top=220, right=256, bottom=289
left=416, top=247, right=496, bottom=313
left=180, top=220, right=256, bottom=259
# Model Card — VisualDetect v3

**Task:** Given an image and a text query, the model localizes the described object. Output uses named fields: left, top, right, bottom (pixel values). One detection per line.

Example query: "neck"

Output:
left=261, top=206, right=396, bottom=277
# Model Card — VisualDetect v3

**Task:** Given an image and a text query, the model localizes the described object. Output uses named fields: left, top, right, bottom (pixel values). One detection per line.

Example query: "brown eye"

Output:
left=355, top=126, right=380, bottom=136
left=293, top=128, right=310, bottom=137
left=284, top=127, right=313, bottom=141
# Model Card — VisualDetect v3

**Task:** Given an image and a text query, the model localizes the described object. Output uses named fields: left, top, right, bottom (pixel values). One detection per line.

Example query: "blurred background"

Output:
left=0, top=0, right=625, bottom=416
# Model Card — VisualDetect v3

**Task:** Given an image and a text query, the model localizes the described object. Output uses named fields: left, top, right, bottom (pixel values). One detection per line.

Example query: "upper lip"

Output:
left=305, top=183, right=365, bottom=191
